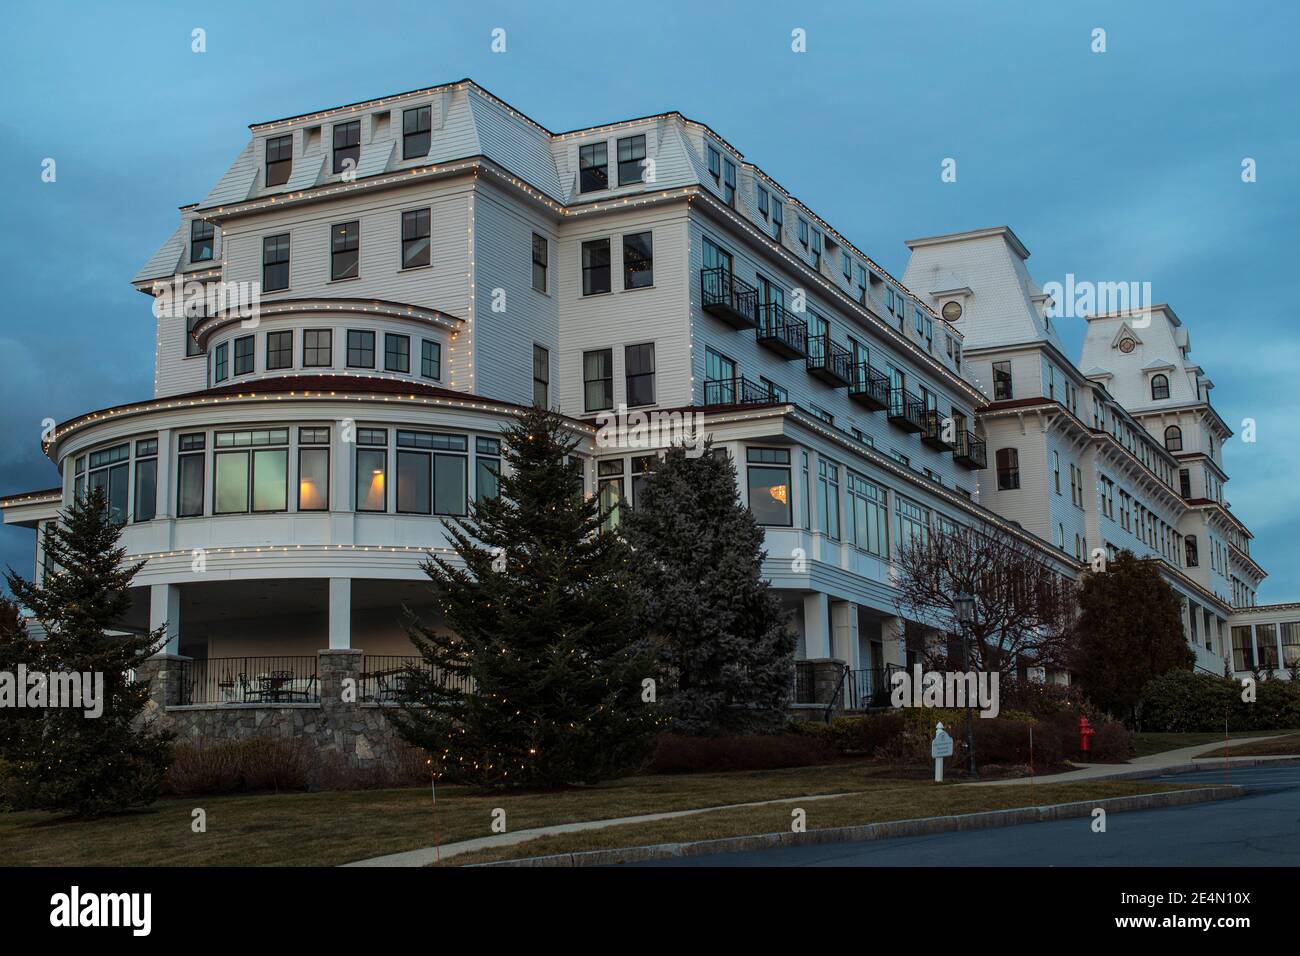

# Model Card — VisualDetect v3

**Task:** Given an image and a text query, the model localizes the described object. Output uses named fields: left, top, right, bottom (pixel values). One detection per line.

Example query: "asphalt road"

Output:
left=638, top=764, right=1300, bottom=867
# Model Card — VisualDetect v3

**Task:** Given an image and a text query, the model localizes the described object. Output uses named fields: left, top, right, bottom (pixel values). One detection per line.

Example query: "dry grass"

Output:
left=1194, top=733, right=1300, bottom=758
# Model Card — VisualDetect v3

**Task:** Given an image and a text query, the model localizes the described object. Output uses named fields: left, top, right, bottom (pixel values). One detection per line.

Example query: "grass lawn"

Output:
left=1194, top=733, right=1300, bottom=758
left=1130, top=730, right=1295, bottom=757
left=0, top=760, right=1196, bottom=867
left=444, top=780, right=1196, bottom=866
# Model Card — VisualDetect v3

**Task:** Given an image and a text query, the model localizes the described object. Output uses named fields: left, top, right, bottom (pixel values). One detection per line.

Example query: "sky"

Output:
left=1, top=0, right=1297, bottom=599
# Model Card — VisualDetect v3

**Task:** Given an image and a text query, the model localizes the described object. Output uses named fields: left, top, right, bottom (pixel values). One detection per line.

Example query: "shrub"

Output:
left=642, top=733, right=839, bottom=774
left=1138, top=671, right=1239, bottom=733
left=165, top=738, right=311, bottom=795
left=1089, top=720, right=1134, bottom=762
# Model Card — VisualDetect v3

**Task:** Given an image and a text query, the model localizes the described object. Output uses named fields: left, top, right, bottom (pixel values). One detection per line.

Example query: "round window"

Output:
left=1119, top=338, right=1136, bottom=353
left=941, top=300, right=963, bottom=322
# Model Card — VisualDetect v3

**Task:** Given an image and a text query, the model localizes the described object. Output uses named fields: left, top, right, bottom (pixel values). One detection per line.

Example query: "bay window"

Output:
left=745, top=448, right=791, bottom=527
left=213, top=428, right=289, bottom=514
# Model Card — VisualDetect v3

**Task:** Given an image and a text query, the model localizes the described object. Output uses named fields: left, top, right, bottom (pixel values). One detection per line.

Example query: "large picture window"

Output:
left=213, top=428, right=289, bottom=514
left=746, top=448, right=791, bottom=527
left=395, top=431, right=468, bottom=515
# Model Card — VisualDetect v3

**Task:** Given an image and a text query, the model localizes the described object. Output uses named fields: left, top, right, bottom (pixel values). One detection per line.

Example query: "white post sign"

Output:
left=931, top=721, right=954, bottom=782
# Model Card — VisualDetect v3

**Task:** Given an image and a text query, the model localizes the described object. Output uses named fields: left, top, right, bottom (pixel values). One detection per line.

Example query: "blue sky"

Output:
left=1, top=0, right=1297, bottom=598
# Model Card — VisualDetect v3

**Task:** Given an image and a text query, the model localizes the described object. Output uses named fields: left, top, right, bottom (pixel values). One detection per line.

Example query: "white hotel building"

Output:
left=1, top=81, right=1292, bottom=721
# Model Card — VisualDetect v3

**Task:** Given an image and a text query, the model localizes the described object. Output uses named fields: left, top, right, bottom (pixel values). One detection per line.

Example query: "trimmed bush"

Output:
left=165, top=738, right=312, bottom=795
left=1133, top=670, right=1300, bottom=733
left=642, top=733, right=839, bottom=774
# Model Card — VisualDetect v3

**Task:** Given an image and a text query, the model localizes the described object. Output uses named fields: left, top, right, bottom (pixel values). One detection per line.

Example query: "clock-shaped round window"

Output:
left=1118, top=338, right=1136, bottom=353
left=941, top=300, right=963, bottom=322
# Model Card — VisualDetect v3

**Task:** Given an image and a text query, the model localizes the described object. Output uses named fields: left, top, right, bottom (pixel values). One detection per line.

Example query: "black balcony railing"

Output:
left=806, top=333, right=852, bottom=387
left=887, top=388, right=926, bottom=432
left=953, top=430, right=987, bottom=469
left=359, top=655, right=473, bottom=702
left=703, top=375, right=773, bottom=407
left=848, top=363, right=890, bottom=410
left=921, top=409, right=956, bottom=450
left=755, top=302, right=808, bottom=358
left=847, top=664, right=904, bottom=709
left=793, top=661, right=817, bottom=704
left=177, top=656, right=319, bottom=705
left=700, top=267, right=759, bottom=328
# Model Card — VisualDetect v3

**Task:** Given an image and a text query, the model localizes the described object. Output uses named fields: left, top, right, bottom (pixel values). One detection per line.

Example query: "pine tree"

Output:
left=388, top=406, right=660, bottom=789
left=623, top=442, right=794, bottom=735
left=3, top=489, right=172, bottom=817
left=1071, top=548, right=1194, bottom=721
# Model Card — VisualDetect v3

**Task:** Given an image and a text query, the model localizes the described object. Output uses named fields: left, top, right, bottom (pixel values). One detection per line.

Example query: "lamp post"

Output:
left=953, top=591, right=978, bottom=779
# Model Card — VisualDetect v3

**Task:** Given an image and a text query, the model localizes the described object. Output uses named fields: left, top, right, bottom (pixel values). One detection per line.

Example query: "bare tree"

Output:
left=893, top=520, right=1077, bottom=682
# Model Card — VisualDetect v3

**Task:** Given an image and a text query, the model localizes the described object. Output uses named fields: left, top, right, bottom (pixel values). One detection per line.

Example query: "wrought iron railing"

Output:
left=178, top=656, right=319, bottom=705
left=806, top=332, right=852, bottom=385
left=700, top=267, right=759, bottom=327
left=359, top=655, right=473, bottom=702
left=953, top=430, right=987, bottom=469
left=849, top=362, right=890, bottom=409
left=703, top=375, right=773, bottom=407
left=887, top=387, right=926, bottom=431
left=756, top=302, right=809, bottom=357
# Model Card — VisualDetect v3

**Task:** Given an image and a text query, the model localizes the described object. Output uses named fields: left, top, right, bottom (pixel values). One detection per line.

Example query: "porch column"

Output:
left=830, top=600, right=860, bottom=670
left=149, top=583, right=181, bottom=656
left=802, top=592, right=831, bottom=659
left=328, top=577, right=352, bottom=649
left=880, top=615, right=906, bottom=667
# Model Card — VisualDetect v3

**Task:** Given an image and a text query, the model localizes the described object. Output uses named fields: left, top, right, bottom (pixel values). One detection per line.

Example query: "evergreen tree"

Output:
left=1071, top=548, right=1194, bottom=721
left=623, top=442, right=794, bottom=735
left=4, top=489, right=172, bottom=817
left=388, top=406, right=660, bottom=788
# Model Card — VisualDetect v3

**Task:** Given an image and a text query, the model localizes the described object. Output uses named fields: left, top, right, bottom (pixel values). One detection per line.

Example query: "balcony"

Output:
left=756, top=302, right=808, bottom=359
left=700, top=267, right=759, bottom=329
left=848, top=363, right=889, bottom=410
left=177, top=656, right=319, bottom=705
left=953, top=430, right=987, bottom=469
left=806, top=333, right=852, bottom=387
left=703, top=375, right=773, bottom=407
left=887, top=388, right=926, bottom=432
left=921, top=409, right=955, bottom=450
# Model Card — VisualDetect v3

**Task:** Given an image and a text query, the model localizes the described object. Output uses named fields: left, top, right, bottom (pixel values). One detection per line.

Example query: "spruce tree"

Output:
left=623, top=442, right=794, bottom=735
left=4, top=489, right=172, bottom=817
left=389, top=406, right=660, bottom=789
left=1071, top=548, right=1194, bottom=721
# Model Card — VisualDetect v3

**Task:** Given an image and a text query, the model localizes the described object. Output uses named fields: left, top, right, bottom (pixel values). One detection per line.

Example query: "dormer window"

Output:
left=722, top=158, right=736, bottom=205
left=1151, top=373, right=1170, bottom=400
left=798, top=218, right=809, bottom=248
left=617, top=134, right=646, bottom=186
left=706, top=145, right=721, bottom=184
left=190, top=220, right=214, bottom=262
left=403, top=105, right=431, bottom=160
left=265, top=134, right=292, bottom=187
left=332, top=121, right=360, bottom=175
left=579, top=142, right=608, bottom=193
left=810, top=228, right=822, bottom=266
left=756, top=185, right=769, bottom=219
left=771, top=198, right=783, bottom=238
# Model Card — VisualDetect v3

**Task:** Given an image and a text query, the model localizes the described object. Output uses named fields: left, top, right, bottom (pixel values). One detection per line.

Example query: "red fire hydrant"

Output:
left=1078, top=715, right=1095, bottom=762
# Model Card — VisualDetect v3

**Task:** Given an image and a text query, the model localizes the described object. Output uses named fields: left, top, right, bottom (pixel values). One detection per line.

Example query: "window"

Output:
left=760, top=377, right=787, bottom=402
left=262, top=233, right=290, bottom=291
left=233, top=335, right=254, bottom=376
left=332, top=120, right=360, bottom=174
left=213, top=428, right=289, bottom=514
left=1256, top=624, right=1279, bottom=669
left=177, top=434, right=206, bottom=518
left=531, top=233, right=548, bottom=293
left=384, top=333, right=410, bottom=373
left=191, top=219, right=214, bottom=262
left=1053, top=451, right=1061, bottom=494
left=630, top=455, right=655, bottom=508
left=1070, top=463, right=1081, bottom=507
left=846, top=473, right=888, bottom=556
left=421, top=340, right=441, bottom=380
left=1179, top=468, right=1192, bottom=498
left=771, top=198, right=783, bottom=238
left=579, top=142, right=608, bottom=192
left=746, top=448, right=791, bottom=526
left=756, top=185, right=769, bottom=219
left=894, top=495, right=929, bottom=553
left=583, top=348, right=613, bottom=412
left=798, top=217, right=809, bottom=248
left=1151, top=374, right=1170, bottom=400
left=347, top=330, right=375, bottom=368
left=992, top=361, right=1013, bottom=400
left=705, top=347, right=736, bottom=402
left=264, top=330, right=293, bottom=370
left=581, top=238, right=611, bottom=295
left=131, top=439, right=157, bottom=523
left=809, top=405, right=834, bottom=425
left=476, top=437, right=501, bottom=503
left=331, top=221, right=360, bottom=280
left=303, top=329, right=332, bottom=367
left=403, top=105, right=431, bottom=159
left=625, top=343, right=655, bottom=407
left=597, top=459, right=624, bottom=533
left=817, top=458, right=841, bottom=540
left=706, top=145, right=721, bottom=183
left=265, top=134, right=293, bottom=187
left=623, top=232, right=653, bottom=288
left=996, top=448, right=1020, bottom=490
left=533, top=344, right=549, bottom=407
left=1232, top=626, right=1255, bottom=672
left=1164, top=425, right=1183, bottom=451
left=401, top=208, right=431, bottom=269
left=843, top=251, right=852, bottom=280
left=722, top=158, right=736, bottom=205
left=213, top=341, right=228, bottom=382
left=1185, top=535, right=1199, bottom=567
left=810, top=228, right=822, bottom=268
left=185, top=313, right=203, bottom=357
left=356, top=430, right=388, bottom=513
left=1282, top=622, right=1300, bottom=668
left=298, top=428, right=330, bottom=511
left=617, top=134, right=646, bottom=186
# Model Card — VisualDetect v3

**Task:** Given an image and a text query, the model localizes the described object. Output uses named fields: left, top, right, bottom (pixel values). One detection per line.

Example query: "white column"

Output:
left=802, top=592, right=831, bottom=659
left=150, top=583, right=181, bottom=656
left=155, top=428, right=174, bottom=519
left=880, top=615, right=906, bottom=667
left=328, top=578, right=352, bottom=649
left=830, top=600, right=860, bottom=669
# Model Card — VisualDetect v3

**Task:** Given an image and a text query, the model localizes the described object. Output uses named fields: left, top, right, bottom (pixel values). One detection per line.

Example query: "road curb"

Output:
left=472, top=785, right=1243, bottom=867
left=1088, top=755, right=1300, bottom=781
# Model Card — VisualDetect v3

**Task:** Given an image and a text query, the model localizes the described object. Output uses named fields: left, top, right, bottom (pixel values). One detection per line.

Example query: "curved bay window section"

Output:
left=213, top=428, right=289, bottom=515
left=394, top=430, right=468, bottom=516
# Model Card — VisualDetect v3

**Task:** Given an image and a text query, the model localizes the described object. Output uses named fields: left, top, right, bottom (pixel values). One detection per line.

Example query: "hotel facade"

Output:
left=1, top=80, right=1292, bottom=734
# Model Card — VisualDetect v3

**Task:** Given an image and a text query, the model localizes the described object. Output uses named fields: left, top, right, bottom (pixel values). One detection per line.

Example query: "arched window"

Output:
left=1185, top=535, right=1199, bottom=567
left=1151, top=374, right=1170, bottom=400
left=1164, top=425, right=1183, bottom=451
left=996, top=448, right=1020, bottom=490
